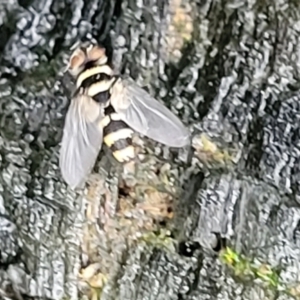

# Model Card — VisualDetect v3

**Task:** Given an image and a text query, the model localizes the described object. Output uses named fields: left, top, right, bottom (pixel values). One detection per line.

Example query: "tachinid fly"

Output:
left=59, top=42, right=190, bottom=189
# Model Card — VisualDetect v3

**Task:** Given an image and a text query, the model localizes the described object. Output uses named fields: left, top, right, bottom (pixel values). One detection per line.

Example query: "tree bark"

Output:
left=0, top=0, right=300, bottom=299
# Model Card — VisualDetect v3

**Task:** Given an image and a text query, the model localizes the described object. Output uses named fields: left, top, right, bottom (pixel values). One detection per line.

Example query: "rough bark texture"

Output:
left=1, top=0, right=300, bottom=299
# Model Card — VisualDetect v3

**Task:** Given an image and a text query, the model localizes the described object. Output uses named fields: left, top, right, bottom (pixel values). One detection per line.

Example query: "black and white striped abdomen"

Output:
left=100, top=105, right=135, bottom=163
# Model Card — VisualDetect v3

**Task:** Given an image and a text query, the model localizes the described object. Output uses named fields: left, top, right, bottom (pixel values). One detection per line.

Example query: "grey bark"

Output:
left=0, top=0, right=300, bottom=299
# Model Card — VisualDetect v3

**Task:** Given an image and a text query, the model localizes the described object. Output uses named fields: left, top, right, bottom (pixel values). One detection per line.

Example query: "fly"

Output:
left=59, top=42, right=190, bottom=189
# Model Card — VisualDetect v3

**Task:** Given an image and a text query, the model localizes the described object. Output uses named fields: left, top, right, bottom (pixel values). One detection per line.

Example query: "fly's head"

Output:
left=67, top=41, right=108, bottom=77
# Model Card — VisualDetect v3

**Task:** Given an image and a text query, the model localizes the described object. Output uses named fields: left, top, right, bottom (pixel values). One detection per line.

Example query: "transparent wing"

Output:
left=110, top=78, right=190, bottom=148
left=59, top=95, right=103, bottom=189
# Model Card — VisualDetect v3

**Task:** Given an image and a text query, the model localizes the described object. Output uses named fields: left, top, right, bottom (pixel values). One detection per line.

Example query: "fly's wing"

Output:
left=110, top=78, right=190, bottom=148
left=59, top=94, right=103, bottom=189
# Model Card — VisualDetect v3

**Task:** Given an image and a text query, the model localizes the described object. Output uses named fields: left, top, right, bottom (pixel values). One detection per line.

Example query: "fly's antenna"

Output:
left=70, top=34, right=98, bottom=52
left=70, top=40, right=81, bottom=51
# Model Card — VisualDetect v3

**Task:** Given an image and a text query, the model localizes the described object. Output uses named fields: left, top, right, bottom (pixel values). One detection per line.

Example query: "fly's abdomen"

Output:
left=101, top=108, right=135, bottom=163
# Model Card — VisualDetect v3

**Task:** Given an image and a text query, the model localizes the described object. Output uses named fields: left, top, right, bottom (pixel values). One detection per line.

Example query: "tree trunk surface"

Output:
left=0, top=0, right=300, bottom=299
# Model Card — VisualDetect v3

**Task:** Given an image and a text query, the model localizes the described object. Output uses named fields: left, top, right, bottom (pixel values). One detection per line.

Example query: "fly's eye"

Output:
left=88, top=46, right=106, bottom=62
left=69, top=51, right=86, bottom=71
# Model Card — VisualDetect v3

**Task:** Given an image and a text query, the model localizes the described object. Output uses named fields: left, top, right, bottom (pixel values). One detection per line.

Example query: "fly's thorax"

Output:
left=75, top=63, right=117, bottom=105
left=86, top=78, right=116, bottom=99
left=101, top=105, right=135, bottom=163
left=76, top=65, right=114, bottom=88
